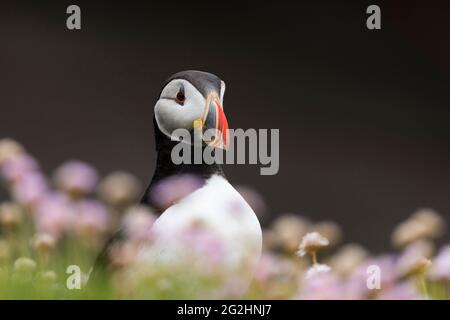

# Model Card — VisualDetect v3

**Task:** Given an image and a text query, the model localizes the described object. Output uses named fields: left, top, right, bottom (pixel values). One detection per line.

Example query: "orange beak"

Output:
left=203, top=93, right=229, bottom=149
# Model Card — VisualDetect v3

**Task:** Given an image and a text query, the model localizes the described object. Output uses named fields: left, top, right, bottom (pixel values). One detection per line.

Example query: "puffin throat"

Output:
left=140, top=117, right=225, bottom=210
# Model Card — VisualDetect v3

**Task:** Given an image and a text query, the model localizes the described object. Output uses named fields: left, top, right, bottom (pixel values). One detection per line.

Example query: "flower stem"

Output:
left=419, top=274, right=429, bottom=299
left=311, top=252, right=318, bottom=265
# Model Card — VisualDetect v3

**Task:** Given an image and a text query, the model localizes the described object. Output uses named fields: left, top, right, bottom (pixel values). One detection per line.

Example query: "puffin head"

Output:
left=154, top=70, right=229, bottom=149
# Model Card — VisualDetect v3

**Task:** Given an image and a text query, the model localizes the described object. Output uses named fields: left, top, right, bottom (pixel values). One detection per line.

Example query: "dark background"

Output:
left=1, top=1, right=449, bottom=252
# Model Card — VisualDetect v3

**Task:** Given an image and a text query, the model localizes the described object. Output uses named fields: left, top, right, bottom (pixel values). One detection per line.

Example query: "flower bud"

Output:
left=53, top=161, right=99, bottom=197
left=328, top=243, right=368, bottom=277
left=272, top=214, right=310, bottom=253
left=396, top=242, right=433, bottom=278
left=392, top=208, right=445, bottom=248
left=0, top=139, right=24, bottom=165
left=310, top=221, right=342, bottom=247
left=98, top=172, right=142, bottom=208
left=0, top=202, right=23, bottom=230
left=32, top=233, right=57, bottom=253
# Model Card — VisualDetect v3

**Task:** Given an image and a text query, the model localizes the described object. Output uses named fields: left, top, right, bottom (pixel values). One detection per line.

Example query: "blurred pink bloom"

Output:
left=11, top=172, right=49, bottom=207
left=357, top=255, right=397, bottom=290
left=35, top=193, right=76, bottom=237
left=343, top=275, right=370, bottom=300
left=122, top=206, right=156, bottom=242
left=341, top=255, right=398, bottom=300
left=377, top=282, right=423, bottom=300
left=76, top=200, right=110, bottom=236
left=297, top=271, right=342, bottom=300
left=395, top=241, right=433, bottom=278
left=1, top=154, right=39, bottom=183
left=429, top=245, right=450, bottom=280
left=253, top=252, right=278, bottom=281
left=149, top=174, right=203, bottom=211
left=53, top=160, right=99, bottom=196
left=180, top=225, right=226, bottom=265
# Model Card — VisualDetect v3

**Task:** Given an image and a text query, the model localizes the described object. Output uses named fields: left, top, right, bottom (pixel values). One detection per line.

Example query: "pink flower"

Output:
left=34, top=193, right=76, bottom=237
left=429, top=245, right=450, bottom=280
left=0, top=139, right=25, bottom=165
left=53, top=161, right=98, bottom=196
left=75, top=200, right=110, bottom=236
left=122, top=205, right=156, bottom=242
left=98, top=172, right=142, bottom=208
left=253, top=252, right=278, bottom=282
left=297, top=271, right=343, bottom=300
left=1, top=154, right=39, bottom=183
left=12, top=172, right=49, bottom=207
left=149, top=174, right=203, bottom=211
left=369, top=255, right=397, bottom=289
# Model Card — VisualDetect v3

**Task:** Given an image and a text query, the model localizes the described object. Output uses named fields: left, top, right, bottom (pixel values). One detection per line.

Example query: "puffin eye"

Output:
left=175, top=87, right=185, bottom=105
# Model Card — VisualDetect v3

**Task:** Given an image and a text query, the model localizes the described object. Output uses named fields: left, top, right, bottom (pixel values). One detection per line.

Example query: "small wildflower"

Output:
left=272, top=214, right=310, bottom=253
left=98, top=171, right=142, bottom=208
left=356, top=255, right=398, bottom=291
left=252, top=252, right=278, bottom=282
left=13, top=257, right=37, bottom=274
left=310, top=221, right=342, bottom=247
left=32, top=233, right=57, bottom=253
left=0, top=202, right=23, bottom=230
left=392, top=208, right=444, bottom=248
left=35, top=193, right=76, bottom=238
left=1, top=154, right=39, bottom=183
left=304, top=263, right=331, bottom=279
left=75, top=200, right=110, bottom=238
left=297, top=232, right=329, bottom=264
left=393, top=220, right=429, bottom=248
left=328, top=243, right=368, bottom=277
left=53, top=160, right=99, bottom=197
left=0, top=139, right=25, bottom=165
left=412, top=208, right=445, bottom=237
left=396, top=242, right=432, bottom=278
left=297, top=268, right=340, bottom=300
left=122, top=205, right=156, bottom=242
left=11, top=172, right=48, bottom=207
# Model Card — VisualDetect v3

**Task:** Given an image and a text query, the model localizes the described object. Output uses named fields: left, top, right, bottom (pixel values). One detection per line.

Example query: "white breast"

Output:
left=136, top=175, right=262, bottom=285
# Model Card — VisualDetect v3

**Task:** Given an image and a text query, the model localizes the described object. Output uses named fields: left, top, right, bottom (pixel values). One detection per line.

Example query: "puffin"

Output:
left=91, top=70, right=262, bottom=294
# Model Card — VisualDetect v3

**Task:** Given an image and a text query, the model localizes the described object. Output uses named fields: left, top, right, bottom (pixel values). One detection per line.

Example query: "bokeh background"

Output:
left=1, top=0, right=449, bottom=252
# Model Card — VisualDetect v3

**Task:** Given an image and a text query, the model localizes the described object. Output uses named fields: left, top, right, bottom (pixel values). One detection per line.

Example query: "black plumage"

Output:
left=165, top=70, right=222, bottom=98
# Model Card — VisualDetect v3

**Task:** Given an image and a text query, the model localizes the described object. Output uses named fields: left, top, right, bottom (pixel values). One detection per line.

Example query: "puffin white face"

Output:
left=154, top=78, right=229, bottom=148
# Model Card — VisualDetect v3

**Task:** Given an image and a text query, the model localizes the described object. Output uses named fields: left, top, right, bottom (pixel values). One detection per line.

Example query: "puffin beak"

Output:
left=201, top=93, right=229, bottom=149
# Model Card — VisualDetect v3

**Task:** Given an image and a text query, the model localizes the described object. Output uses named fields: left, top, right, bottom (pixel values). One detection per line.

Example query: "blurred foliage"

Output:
left=0, top=138, right=450, bottom=300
